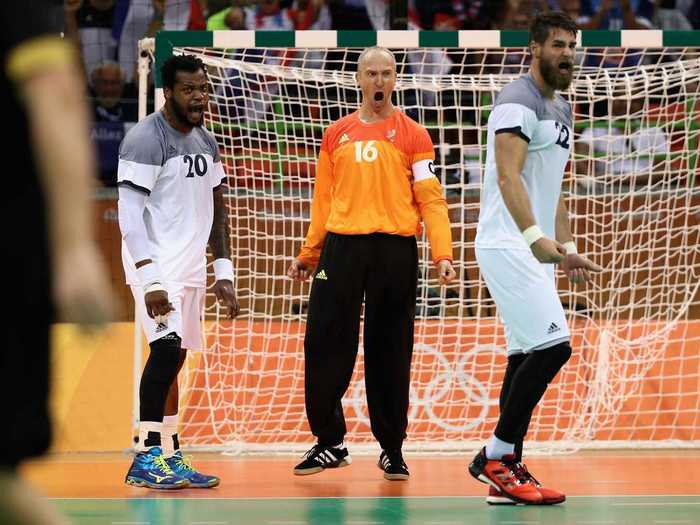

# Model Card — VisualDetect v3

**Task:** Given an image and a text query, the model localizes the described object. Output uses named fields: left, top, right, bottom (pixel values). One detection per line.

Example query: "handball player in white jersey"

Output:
left=468, top=11, right=602, bottom=505
left=118, top=55, right=239, bottom=489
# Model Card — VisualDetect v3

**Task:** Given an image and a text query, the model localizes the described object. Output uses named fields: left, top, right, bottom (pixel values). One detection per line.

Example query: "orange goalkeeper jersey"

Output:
left=298, top=109, right=453, bottom=267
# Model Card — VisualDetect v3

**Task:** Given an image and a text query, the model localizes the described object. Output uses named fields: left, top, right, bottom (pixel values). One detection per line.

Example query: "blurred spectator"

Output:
left=652, top=0, right=693, bottom=28
left=64, top=0, right=117, bottom=76
left=90, top=60, right=138, bottom=122
left=115, top=0, right=205, bottom=84
left=329, top=0, right=380, bottom=29
left=90, top=60, right=137, bottom=186
left=409, top=0, right=465, bottom=29
left=556, top=0, right=594, bottom=24
left=577, top=0, right=655, bottom=29
left=208, top=0, right=330, bottom=30
left=412, top=0, right=546, bottom=29
left=684, top=0, right=700, bottom=26
left=688, top=0, right=700, bottom=26
left=290, top=0, right=332, bottom=28
left=461, top=0, right=492, bottom=29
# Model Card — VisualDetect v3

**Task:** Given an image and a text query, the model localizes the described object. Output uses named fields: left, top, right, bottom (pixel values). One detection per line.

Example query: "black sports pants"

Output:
left=304, top=232, right=418, bottom=451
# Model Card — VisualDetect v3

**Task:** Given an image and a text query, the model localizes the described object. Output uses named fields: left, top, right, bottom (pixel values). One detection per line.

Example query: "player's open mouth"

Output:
left=374, top=91, right=384, bottom=101
left=559, top=62, right=572, bottom=74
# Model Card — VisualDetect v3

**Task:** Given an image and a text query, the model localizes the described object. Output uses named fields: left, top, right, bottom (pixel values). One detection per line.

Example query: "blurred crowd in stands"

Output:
left=60, top=0, right=699, bottom=186
left=410, top=0, right=700, bottom=31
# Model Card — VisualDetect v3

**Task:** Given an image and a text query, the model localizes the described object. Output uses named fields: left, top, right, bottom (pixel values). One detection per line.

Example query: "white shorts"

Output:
left=131, top=284, right=205, bottom=350
left=475, top=247, right=570, bottom=355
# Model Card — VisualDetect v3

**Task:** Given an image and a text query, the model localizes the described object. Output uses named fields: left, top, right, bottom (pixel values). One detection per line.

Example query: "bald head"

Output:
left=357, top=47, right=396, bottom=73
left=356, top=47, right=396, bottom=118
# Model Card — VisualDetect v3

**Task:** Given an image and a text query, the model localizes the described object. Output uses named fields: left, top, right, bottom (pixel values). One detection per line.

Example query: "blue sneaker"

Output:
left=166, top=451, right=220, bottom=488
left=125, top=447, right=189, bottom=489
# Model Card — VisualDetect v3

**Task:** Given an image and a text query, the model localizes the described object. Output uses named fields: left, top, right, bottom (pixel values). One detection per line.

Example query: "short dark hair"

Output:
left=529, top=11, right=578, bottom=46
left=161, top=55, right=207, bottom=90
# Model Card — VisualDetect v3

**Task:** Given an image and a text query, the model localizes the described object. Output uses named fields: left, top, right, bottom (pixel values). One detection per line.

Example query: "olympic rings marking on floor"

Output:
left=345, top=343, right=507, bottom=432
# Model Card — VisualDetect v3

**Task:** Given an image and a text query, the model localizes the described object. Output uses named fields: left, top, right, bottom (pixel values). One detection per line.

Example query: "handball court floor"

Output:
left=21, top=450, right=700, bottom=525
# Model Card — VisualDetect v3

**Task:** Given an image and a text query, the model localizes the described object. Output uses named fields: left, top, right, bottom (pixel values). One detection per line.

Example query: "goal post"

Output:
left=138, top=30, right=700, bottom=454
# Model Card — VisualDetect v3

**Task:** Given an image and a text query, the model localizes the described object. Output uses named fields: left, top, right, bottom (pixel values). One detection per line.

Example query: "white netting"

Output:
left=154, top=44, right=700, bottom=453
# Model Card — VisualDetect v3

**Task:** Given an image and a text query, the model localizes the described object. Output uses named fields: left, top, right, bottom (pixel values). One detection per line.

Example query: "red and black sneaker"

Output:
left=486, top=485, right=519, bottom=505
left=513, top=462, right=566, bottom=505
left=468, top=448, right=542, bottom=505
left=484, top=462, right=566, bottom=505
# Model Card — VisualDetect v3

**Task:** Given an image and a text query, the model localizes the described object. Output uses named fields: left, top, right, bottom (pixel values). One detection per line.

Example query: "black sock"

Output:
left=499, top=353, right=528, bottom=460
left=144, top=431, right=161, bottom=448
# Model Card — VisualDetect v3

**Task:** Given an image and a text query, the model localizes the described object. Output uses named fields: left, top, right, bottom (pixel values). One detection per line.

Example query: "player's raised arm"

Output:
left=494, top=132, right=566, bottom=263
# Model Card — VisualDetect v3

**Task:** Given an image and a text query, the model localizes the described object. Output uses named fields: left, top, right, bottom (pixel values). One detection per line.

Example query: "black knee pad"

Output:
left=536, top=341, right=572, bottom=383
left=139, top=332, right=182, bottom=422
left=145, top=333, right=182, bottom=383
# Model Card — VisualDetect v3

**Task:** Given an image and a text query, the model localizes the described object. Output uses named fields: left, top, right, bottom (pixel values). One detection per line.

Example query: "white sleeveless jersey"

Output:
left=475, top=73, right=573, bottom=250
left=117, top=111, right=226, bottom=287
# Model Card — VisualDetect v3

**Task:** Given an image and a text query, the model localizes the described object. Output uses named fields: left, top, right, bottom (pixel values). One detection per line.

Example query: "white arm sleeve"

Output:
left=490, top=103, right=538, bottom=143
left=118, top=185, right=152, bottom=265
left=211, top=160, right=226, bottom=189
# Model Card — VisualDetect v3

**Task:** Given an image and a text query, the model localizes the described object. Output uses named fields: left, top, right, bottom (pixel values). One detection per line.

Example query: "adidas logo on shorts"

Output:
left=315, top=270, right=328, bottom=280
left=547, top=322, right=560, bottom=334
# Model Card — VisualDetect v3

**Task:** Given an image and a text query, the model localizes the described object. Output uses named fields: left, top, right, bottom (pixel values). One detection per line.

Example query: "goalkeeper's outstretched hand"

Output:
left=560, top=253, right=604, bottom=284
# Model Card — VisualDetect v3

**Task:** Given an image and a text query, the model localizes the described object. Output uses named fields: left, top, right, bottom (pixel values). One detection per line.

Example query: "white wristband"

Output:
left=563, top=241, right=577, bottom=255
left=213, top=258, right=235, bottom=282
left=136, top=262, right=163, bottom=289
left=522, top=225, right=544, bottom=246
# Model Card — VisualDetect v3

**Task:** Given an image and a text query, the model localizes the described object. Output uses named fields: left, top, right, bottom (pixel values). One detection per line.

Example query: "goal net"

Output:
left=143, top=32, right=700, bottom=454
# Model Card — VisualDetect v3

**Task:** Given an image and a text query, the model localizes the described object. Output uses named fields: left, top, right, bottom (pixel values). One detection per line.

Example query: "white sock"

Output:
left=162, top=414, right=179, bottom=457
left=485, top=434, right=515, bottom=460
left=138, top=421, right=162, bottom=453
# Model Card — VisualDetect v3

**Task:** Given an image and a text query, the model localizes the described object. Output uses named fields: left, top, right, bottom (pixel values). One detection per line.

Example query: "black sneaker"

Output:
left=378, top=449, right=409, bottom=480
left=293, top=444, right=351, bottom=475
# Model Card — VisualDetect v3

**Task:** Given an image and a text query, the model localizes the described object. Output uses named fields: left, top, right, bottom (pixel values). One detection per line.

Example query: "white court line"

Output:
left=497, top=522, right=541, bottom=525
left=589, top=480, right=632, bottom=484
left=575, top=521, right=615, bottom=524
left=111, top=522, right=150, bottom=525
left=48, top=495, right=700, bottom=501
left=191, top=522, right=229, bottom=525
left=613, top=502, right=700, bottom=507
left=654, top=521, right=692, bottom=524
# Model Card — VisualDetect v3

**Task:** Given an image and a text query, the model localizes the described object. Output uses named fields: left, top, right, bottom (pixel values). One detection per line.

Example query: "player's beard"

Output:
left=539, top=54, right=573, bottom=91
left=171, top=98, right=204, bottom=128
